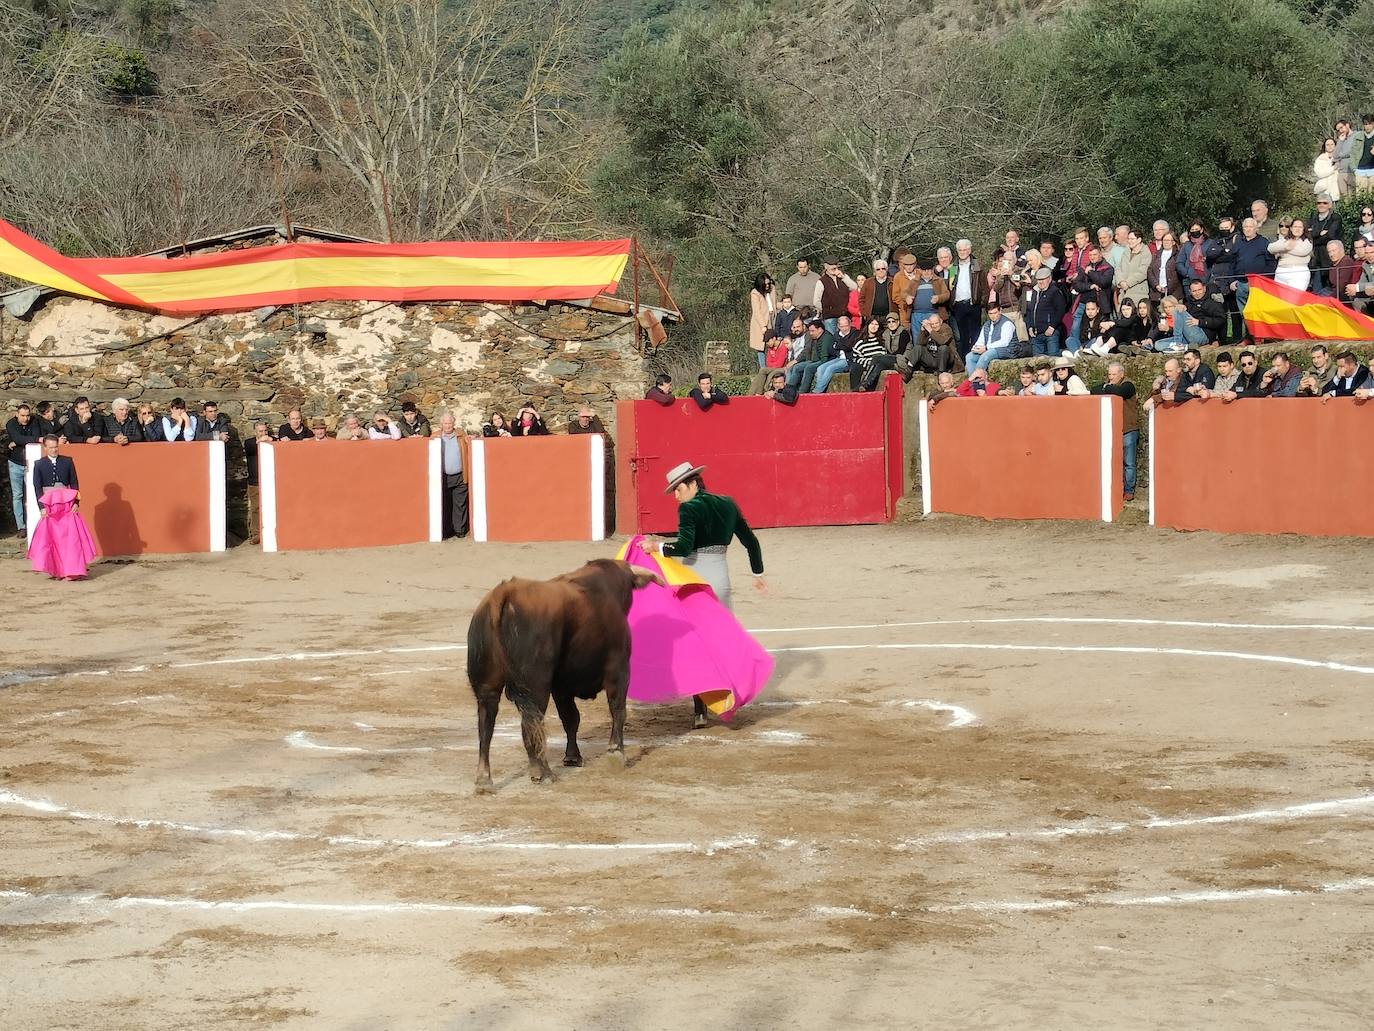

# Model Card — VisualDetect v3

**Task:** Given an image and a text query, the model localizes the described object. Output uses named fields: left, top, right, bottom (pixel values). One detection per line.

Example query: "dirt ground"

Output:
left=3, top=519, right=1374, bottom=1030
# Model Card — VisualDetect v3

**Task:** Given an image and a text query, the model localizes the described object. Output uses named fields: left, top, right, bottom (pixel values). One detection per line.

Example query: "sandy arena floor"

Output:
left=2, top=520, right=1374, bottom=1029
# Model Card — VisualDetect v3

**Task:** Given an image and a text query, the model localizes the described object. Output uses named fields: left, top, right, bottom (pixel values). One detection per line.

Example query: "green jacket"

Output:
left=663, top=491, right=764, bottom=574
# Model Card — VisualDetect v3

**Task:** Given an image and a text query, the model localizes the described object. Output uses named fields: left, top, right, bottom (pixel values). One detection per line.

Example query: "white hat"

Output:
left=664, top=461, right=706, bottom=494
left=1052, top=355, right=1076, bottom=370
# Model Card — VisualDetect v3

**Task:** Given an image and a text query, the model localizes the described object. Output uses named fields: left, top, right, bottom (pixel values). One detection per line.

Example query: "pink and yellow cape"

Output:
left=615, top=535, right=773, bottom=719
left=28, top=487, right=96, bottom=580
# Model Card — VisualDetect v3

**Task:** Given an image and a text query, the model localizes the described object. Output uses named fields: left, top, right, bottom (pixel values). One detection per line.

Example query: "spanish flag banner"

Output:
left=1243, top=274, right=1374, bottom=341
left=0, top=218, right=631, bottom=314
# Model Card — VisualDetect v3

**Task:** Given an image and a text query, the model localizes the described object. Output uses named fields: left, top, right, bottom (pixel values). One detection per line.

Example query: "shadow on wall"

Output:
left=92, top=483, right=144, bottom=557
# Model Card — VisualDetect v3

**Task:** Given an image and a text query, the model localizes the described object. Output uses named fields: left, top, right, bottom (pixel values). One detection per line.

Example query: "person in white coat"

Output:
left=1314, top=138, right=1342, bottom=200
left=1268, top=218, right=1313, bottom=291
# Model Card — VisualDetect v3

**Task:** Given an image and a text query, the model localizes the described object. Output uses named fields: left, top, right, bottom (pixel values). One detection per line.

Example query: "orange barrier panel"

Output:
left=259, top=439, right=439, bottom=552
left=25, top=442, right=224, bottom=556
left=470, top=434, right=605, bottom=542
left=919, top=396, right=1122, bottom=522
left=1150, top=399, right=1374, bottom=536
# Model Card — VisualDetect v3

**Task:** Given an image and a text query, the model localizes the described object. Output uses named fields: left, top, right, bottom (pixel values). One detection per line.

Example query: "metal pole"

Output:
left=632, top=235, right=642, bottom=352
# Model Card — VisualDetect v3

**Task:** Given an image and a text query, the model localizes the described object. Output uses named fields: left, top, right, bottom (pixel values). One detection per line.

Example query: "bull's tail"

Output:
left=494, top=594, right=556, bottom=780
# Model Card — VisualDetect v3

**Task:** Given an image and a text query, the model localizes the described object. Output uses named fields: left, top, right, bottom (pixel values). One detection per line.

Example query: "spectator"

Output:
left=987, top=246, right=1023, bottom=318
left=1250, top=199, right=1278, bottom=240
left=309, top=418, right=330, bottom=440
left=1178, top=278, right=1226, bottom=345
left=1094, top=226, right=1114, bottom=264
left=861, top=316, right=904, bottom=384
left=397, top=401, right=431, bottom=438
left=244, top=420, right=271, bottom=543
left=1027, top=362, right=1056, bottom=396
left=1039, top=238, right=1061, bottom=277
left=813, top=315, right=856, bottom=393
left=847, top=274, right=864, bottom=326
left=368, top=411, right=401, bottom=439
left=1149, top=218, right=1170, bottom=254
left=568, top=407, right=607, bottom=434
left=1330, top=241, right=1361, bottom=306
left=1310, top=194, right=1343, bottom=295
left=1298, top=345, right=1335, bottom=396
left=949, top=238, right=986, bottom=360
left=689, top=373, right=730, bottom=411
left=63, top=397, right=102, bottom=444
left=849, top=328, right=898, bottom=391
left=1268, top=218, right=1312, bottom=290
left=1313, top=138, right=1341, bottom=201
left=1098, top=298, right=1148, bottom=356
left=161, top=398, right=199, bottom=442
left=197, top=401, right=231, bottom=442
left=1356, top=204, right=1374, bottom=247
left=759, top=330, right=790, bottom=388
left=1025, top=268, right=1066, bottom=357
left=1206, top=216, right=1238, bottom=286
left=512, top=405, right=550, bottom=436
left=1004, top=228, right=1025, bottom=261
left=35, top=400, right=60, bottom=438
left=102, top=397, right=141, bottom=445
left=1148, top=231, right=1183, bottom=304
left=1092, top=362, right=1139, bottom=501
left=1262, top=351, right=1302, bottom=397
left=763, top=370, right=799, bottom=406
left=1051, top=356, right=1089, bottom=395
left=1221, top=351, right=1268, bottom=400
left=932, top=246, right=955, bottom=292
left=1108, top=225, right=1130, bottom=271
left=784, top=259, right=821, bottom=312
left=482, top=412, right=512, bottom=437
left=137, top=404, right=163, bottom=441
left=1335, top=119, right=1358, bottom=197
left=1347, top=247, right=1374, bottom=314
left=645, top=374, right=675, bottom=406
left=5, top=402, right=41, bottom=536
left=1323, top=351, right=1371, bottom=397
left=1356, top=114, right=1374, bottom=189
left=1070, top=297, right=1108, bottom=357
left=772, top=294, right=797, bottom=340
left=1117, top=229, right=1152, bottom=307
left=956, top=367, right=1001, bottom=396
left=1209, top=352, right=1240, bottom=396
left=903, top=258, right=953, bottom=346
left=880, top=311, right=911, bottom=363
left=1145, top=357, right=1185, bottom=408
left=1007, top=365, right=1037, bottom=396
left=437, top=412, right=468, bottom=539
left=816, top=257, right=855, bottom=335
left=1177, top=221, right=1209, bottom=288
left=1176, top=347, right=1216, bottom=402
left=912, top=314, right=961, bottom=375
left=336, top=414, right=368, bottom=440
left=787, top=320, right=834, bottom=392
left=278, top=408, right=312, bottom=441
left=925, top=371, right=960, bottom=408
left=1231, top=217, right=1277, bottom=319
left=965, top=299, right=1020, bottom=373
left=860, top=259, right=892, bottom=321
left=748, top=272, right=777, bottom=369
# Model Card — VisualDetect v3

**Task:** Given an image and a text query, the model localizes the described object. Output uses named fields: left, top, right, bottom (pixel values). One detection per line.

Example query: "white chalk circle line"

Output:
left=5, top=615, right=1374, bottom=686
left=5, top=877, right=1374, bottom=924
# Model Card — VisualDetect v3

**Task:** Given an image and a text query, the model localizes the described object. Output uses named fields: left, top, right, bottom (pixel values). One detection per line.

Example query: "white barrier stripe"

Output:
left=208, top=440, right=227, bottom=552
left=1148, top=403, right=1156, bottom=526
left=24, top=441, right=40, bottom=548
left=258, top=443, right=278, bottom=553
left=918, top=400, right=932, bottom=516
left=427, top=438, right=442, bottom=543
left=590, top=433, right=605, bottom=541
left=1098, top=395, right=1112, bottom=522
left=469, top=439, right=488, bottom=543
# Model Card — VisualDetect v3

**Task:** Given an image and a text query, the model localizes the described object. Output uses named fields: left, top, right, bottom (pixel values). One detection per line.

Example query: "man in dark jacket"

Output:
left=1072, top=244, right=1115, bottom=313
left=1025, top=268, right=1067, bottom=357
left=689, top=373, right=730, bottom=411
left=194, top=401, right=232, bottom=442
left=1261, top=351, right=1302, bottom=396
left=786, top=320, right=834, bottom=392
left=1219, top=350, right=1268, bottom=399
left=101, top=397, right=142, bottom=445
left=1182, top=280, right=1226, bottom=343
left=1309, top=194, right=1343, bottom=294
left=397, top=401, right=431, bottom=438
left=1175, top=348, right=1216, bottom=403
left=645, top=374, right=675, bottom=406
left=762, top=370, right=799, bottom=406
left=911, top=314, right=961, bottom=374
left=1322, top=351, right=1371, bottom=397
left=1232, top=218, right=1278, bottom=333
left=5, top=402, right=43, bottom=535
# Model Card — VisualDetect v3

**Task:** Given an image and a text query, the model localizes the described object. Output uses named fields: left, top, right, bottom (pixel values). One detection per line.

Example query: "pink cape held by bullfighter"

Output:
left=615, top=534, right=773, bottom=719
left=27, top=487, right=96, bottom=580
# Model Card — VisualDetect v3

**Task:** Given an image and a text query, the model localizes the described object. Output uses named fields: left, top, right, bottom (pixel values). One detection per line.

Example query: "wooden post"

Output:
left=632, top=235, right=642, bottom=352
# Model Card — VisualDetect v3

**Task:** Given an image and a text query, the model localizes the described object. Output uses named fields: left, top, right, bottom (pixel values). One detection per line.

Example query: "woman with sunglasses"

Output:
left=1356, top=207, right=1374, bottom=246
left=1177, top=223, right=1210, bottom=287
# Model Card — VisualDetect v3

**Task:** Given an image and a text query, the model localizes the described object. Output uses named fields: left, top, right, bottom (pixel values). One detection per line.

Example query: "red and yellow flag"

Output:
left=1243, top=274, right=1374, bottom=341
left=0, top=219, right=630, bottom=314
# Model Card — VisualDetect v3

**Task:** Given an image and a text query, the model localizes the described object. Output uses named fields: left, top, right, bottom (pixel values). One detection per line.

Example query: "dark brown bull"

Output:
left=466, top=558, right=658, bottom=793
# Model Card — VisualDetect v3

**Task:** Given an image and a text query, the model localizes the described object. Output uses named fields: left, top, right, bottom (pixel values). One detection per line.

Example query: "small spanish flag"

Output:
left=0, top=218, right=630, bottom=315
left=1243, top=274, right=1374, bottom=341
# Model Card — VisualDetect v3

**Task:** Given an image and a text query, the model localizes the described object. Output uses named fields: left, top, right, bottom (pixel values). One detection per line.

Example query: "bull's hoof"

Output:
left=474, top=779, right=495, bottom=796
left=693, top=713, right=708, bottom=730
left=604, top=748, right=626, bottom=767
left=563, top=755, right=584, bottom=768
left=530, top=767, right=553, bottom=784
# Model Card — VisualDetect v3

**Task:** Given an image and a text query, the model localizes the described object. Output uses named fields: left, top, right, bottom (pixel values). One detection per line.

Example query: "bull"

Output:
left=466, top=558, right=659, bottom=794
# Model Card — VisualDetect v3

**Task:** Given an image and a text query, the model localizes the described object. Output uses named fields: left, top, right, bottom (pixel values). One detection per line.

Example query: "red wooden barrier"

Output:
left=1150, top=398, right=1374, bottom=536
left=470, top=434, right=606, bottom=542
left=25, top=442, right=225, bottom=556
left=615, top=376, right=903, bottom=534
left=919, top=396, right=1122, bottom=522
left=259, top=438, right=440, bottom=552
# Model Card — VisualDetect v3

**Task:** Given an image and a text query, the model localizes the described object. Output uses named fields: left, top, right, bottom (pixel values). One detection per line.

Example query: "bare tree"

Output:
left=0, top=0, right=86, bottom=153
left=198, top=0, right=589, bottom=242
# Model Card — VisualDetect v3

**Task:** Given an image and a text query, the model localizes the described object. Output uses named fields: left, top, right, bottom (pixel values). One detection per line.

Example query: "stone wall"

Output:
left=0, top=294, right=650, bottom=538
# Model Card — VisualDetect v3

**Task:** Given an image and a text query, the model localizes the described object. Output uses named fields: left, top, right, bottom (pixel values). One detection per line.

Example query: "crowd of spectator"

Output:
left=4, top=395, right=612, bottom=540
left=744, top=120, right=1374, bottom=397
